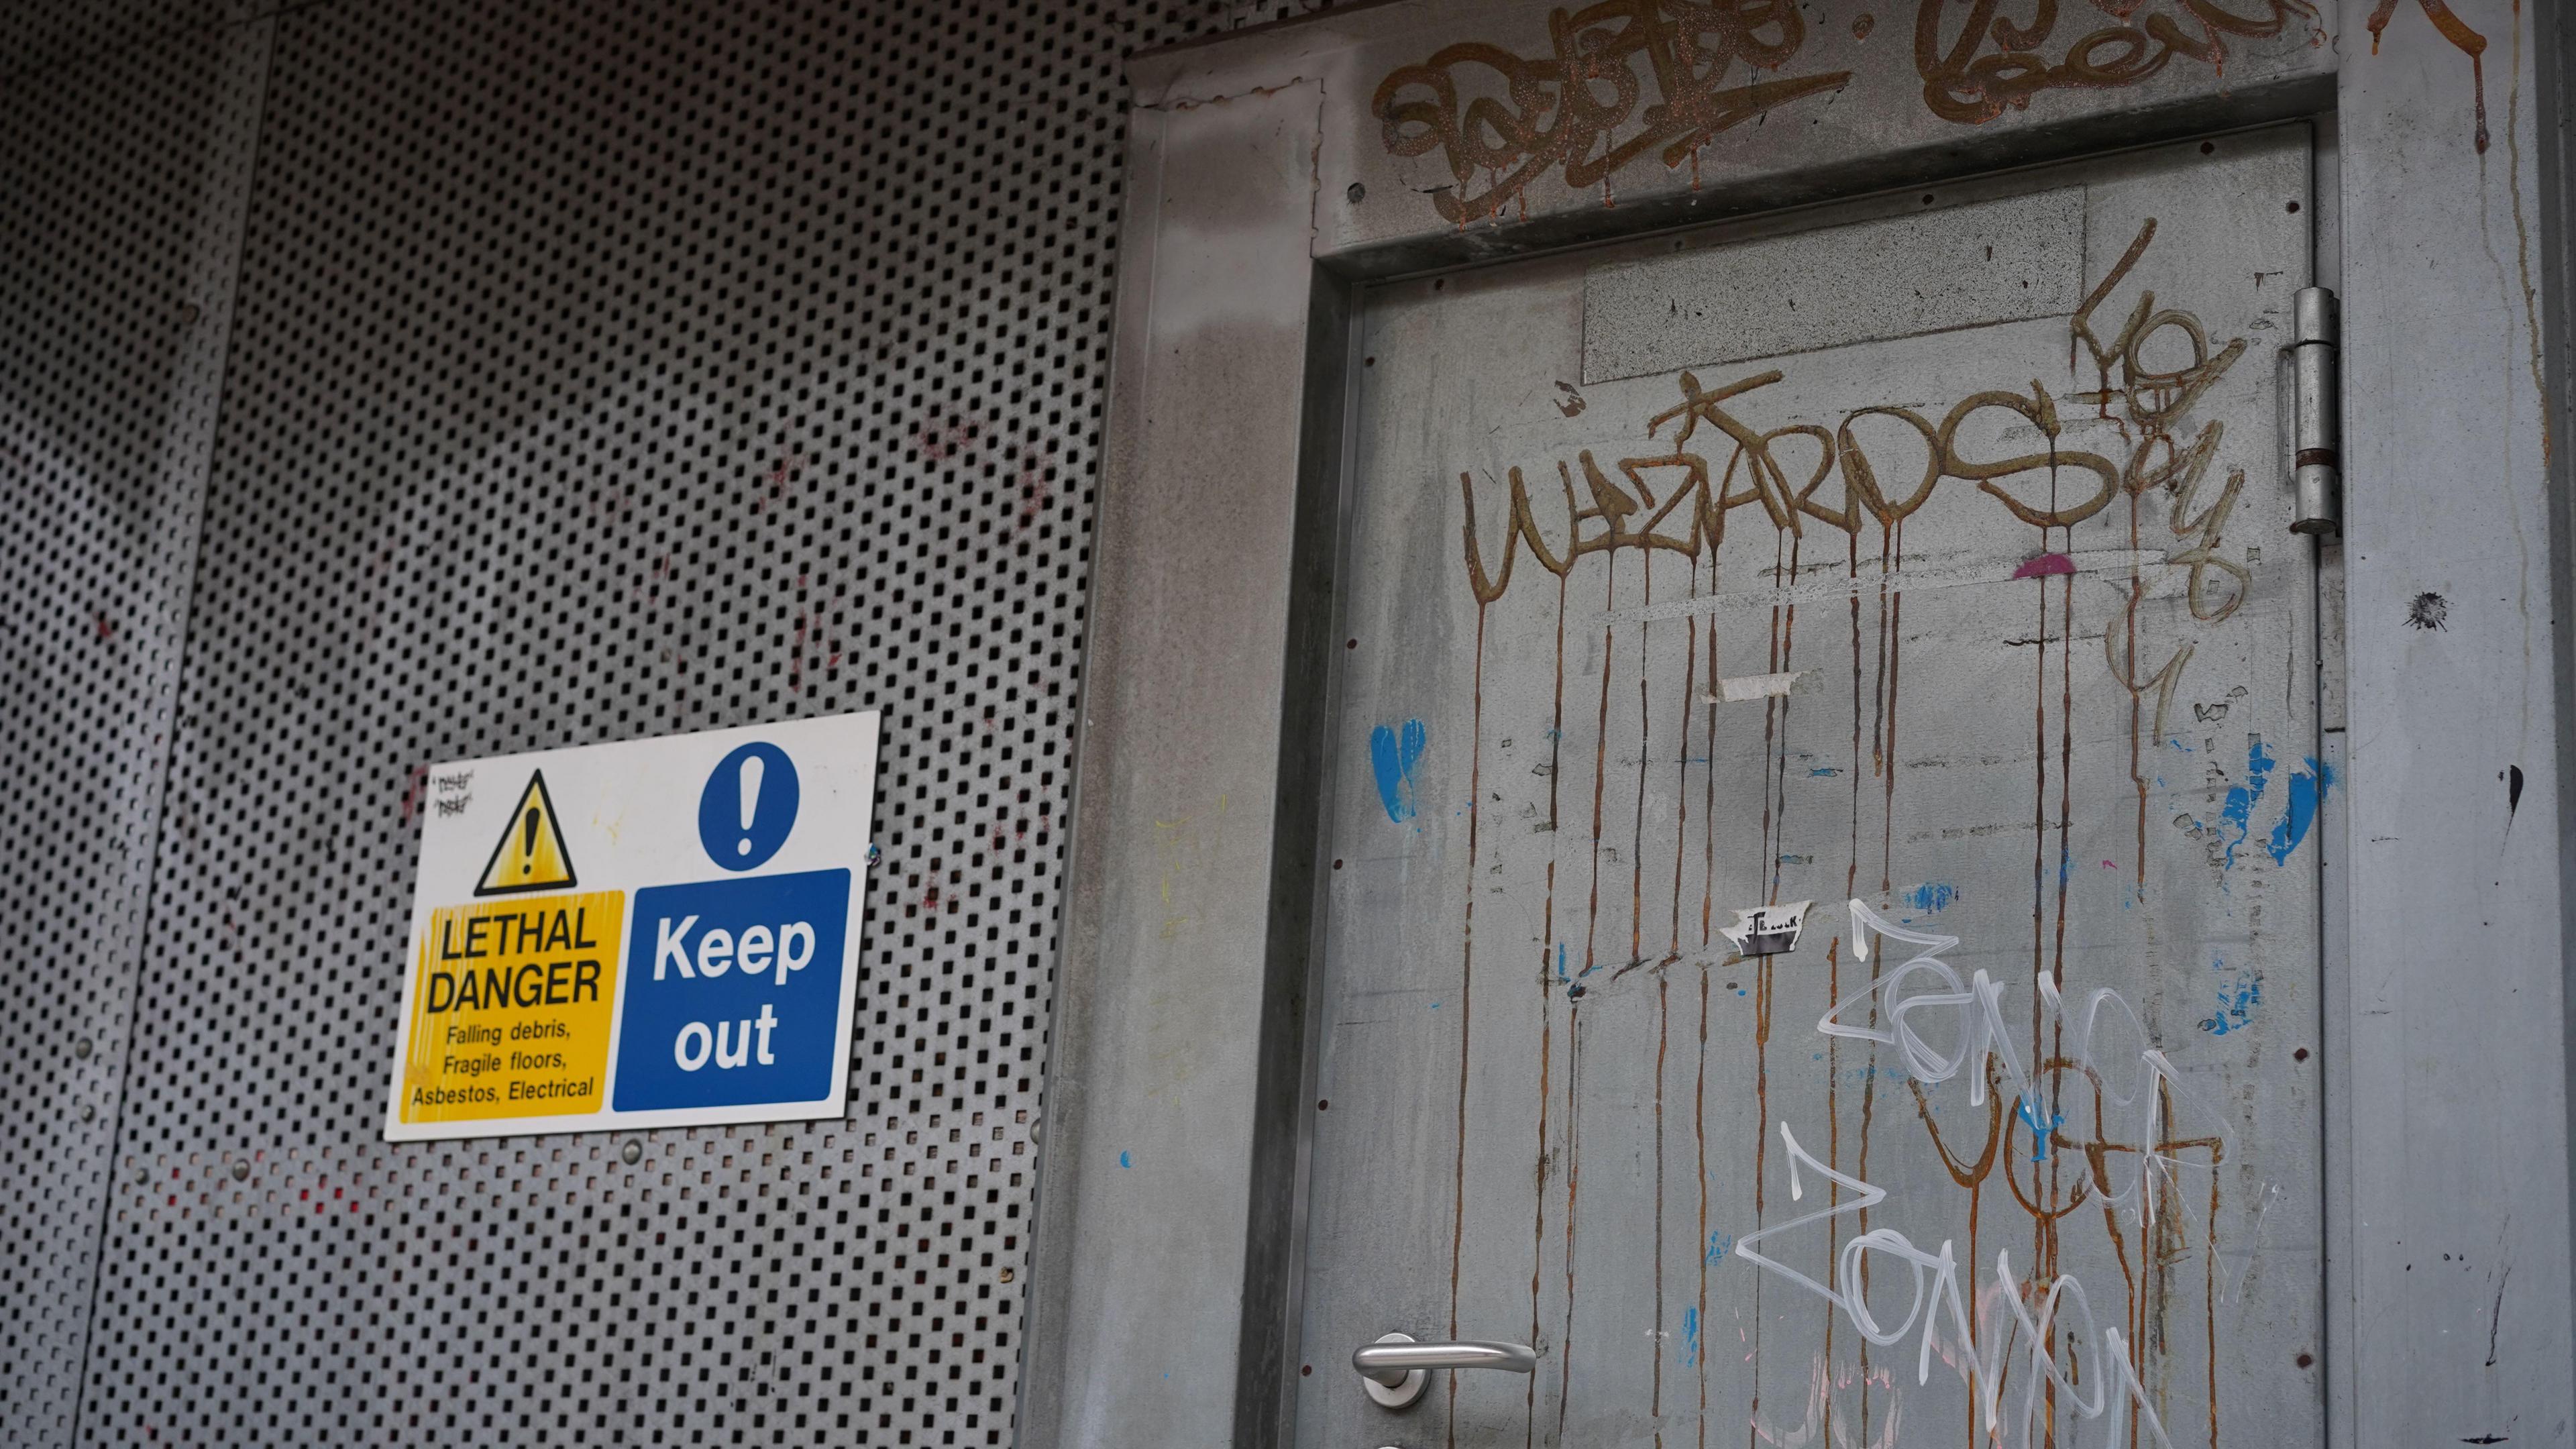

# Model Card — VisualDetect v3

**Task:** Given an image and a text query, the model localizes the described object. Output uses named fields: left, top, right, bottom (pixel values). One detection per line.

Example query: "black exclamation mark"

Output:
left=521, top=808, right=539, bottom=874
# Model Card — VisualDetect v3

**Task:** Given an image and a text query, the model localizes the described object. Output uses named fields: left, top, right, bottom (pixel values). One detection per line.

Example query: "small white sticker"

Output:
left=1720, top=900, right=1811, bottom=957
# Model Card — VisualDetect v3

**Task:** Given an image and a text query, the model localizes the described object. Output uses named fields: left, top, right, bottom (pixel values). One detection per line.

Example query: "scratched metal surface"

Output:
left=21, top=0, right=1311, bottom=1444
left=1299, top=130, right=2325, bottom=1448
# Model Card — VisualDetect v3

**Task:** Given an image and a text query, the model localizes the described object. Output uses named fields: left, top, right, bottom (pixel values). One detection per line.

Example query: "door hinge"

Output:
left=2286, top=286, right=2341, bottom=537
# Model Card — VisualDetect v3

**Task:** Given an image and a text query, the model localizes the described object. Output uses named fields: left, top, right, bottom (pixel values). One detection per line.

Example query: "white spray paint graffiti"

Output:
left=1815, top=897, right=2220, bottom=1222
left=1737, top=898, right=2242, bottom=1449
left=1737, top=1122, right=2179, bottom=1449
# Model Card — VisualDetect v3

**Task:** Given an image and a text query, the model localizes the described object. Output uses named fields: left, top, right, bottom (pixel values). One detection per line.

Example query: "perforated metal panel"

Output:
left=0, top=1, right=1312, bottom=1444
left=0, top=19, right=264, bottom=1445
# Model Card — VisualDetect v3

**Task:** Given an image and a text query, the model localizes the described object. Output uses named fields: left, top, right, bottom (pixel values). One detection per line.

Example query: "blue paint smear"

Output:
left=1369, top=719, right=1427, bottom=823
left=2202, top=958, right=2263, bottom=1034
left=1680, top=1307, right=1699, bottom=1366
left=2218, top=739, right=2278, bottom=869
left=2017, top=1099, right=2065, bottom=1161
left=1809, top=767, right=1841, bottom=777
left=1904, top=881, right=1957, bottom=912
left=1118, top=1150, right=1132, bottom=1169
left=1556, top=943, right=1568, bottom=982
left=2265, top=759, right=2335, bottom=865
left=1706, top=1231, right=1734, bottom=1265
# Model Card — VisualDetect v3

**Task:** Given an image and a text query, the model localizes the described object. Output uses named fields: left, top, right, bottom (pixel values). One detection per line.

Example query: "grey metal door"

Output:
left=1298, top=128, right=2323, bottom=1449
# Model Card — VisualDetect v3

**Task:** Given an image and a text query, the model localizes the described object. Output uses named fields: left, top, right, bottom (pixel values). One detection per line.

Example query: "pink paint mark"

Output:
left=2012, top=552, right=2077, bottom=579
left=2102, top=859, right=2116, bottom=869
left=93, top=612, right=115, bottom=640
left=399, top=763, right=431, bottom=824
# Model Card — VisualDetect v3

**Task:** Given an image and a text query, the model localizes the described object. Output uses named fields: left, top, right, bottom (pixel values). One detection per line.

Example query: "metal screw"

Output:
left=73, top=1038, right=93, bottom=1059
left=1026, top=1116, right=1042, bottom=1142
left=134, top=1168, right=150, bottom=1185
left=80, top=1105, right=95, bottom=1122
left=231, top=1161, right=250, bottom=1181
left=179, top=302, right=201, bottom=327
left=621, top=1140, right=642, bottom=1165
left=1346, top=182, right=1366, bottom=204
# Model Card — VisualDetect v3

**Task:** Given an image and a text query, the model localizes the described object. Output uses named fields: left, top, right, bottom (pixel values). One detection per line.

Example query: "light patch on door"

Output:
left=1705, top=670, right=1805, bottom=704
left=1720, top=900, right=1810, bottom=957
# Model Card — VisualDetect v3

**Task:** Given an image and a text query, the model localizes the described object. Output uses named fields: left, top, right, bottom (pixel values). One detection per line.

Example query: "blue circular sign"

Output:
left=698, top=741, right=800, bottom=871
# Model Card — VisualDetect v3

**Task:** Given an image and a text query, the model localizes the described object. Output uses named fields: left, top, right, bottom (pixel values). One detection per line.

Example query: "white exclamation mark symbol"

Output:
left=737, top=754, right=764, bottom=857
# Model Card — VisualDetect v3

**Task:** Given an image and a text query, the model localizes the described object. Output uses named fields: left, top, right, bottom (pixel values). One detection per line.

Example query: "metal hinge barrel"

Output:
left=2287, top=286, right=2341, bottom=536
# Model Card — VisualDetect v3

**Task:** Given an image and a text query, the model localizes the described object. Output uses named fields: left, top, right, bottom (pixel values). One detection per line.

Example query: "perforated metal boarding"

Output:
left=0, top=1, right=1312, bottom=1444
left=0, top=17, right=262, bottom=1445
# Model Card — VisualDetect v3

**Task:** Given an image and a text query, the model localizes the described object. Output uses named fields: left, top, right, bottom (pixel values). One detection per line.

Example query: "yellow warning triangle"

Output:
left=474, top=769, right=578, bottom=896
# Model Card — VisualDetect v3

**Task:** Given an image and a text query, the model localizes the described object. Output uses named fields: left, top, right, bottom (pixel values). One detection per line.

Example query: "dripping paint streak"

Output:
left=1558, top=553, right=1616, bottom=1448
left=1857, top=522, right=1898, bottom=1443
left=1527, top=570, right=1568, bottom=1448
left=1696, top=549, right=1717, bottom=1449
left=1445, top=602, right=1487, bottom=1444
left=1640, top=554, right=1663, bottom=1443
left=1695, top=967, right=1711, bottom=1448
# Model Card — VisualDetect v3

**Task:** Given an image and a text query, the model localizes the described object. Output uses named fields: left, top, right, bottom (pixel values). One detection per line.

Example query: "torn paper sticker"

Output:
left=1707, top=671, right=1805, bottom=704
left=1719, top=900, right=1811, bottom=957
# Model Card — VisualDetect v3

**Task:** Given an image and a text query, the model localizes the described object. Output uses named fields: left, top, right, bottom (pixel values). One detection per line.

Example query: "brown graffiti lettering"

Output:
left=1915, top=0, right=2320, bottom=124
left=2068, top=218, right=2251, bottom=629
left=1373, top=0, right=1851, bottom=225
left=1460, top=368, right=2123, bottom=604
left=2070, top=219, right=2253, bottom=739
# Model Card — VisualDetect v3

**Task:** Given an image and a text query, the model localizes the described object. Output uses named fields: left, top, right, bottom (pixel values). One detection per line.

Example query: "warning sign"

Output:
left=400, top=892, right=622, bottom=1122
left=384, top=713, right=880, bottom=1141
left=475, top=770, right=577, bottom=896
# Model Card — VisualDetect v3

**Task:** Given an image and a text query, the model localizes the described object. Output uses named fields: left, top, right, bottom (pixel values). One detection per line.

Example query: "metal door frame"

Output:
left=1018, top=4, right=2576, bottom=1445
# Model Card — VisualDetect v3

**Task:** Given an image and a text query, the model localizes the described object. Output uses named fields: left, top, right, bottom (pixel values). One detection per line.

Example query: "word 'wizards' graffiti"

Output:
left=1456, top=219, right=2251, bottom=737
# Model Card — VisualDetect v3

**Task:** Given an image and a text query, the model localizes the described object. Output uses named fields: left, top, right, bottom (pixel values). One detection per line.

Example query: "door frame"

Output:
left=1015, top=5, right=2576, bottom=1446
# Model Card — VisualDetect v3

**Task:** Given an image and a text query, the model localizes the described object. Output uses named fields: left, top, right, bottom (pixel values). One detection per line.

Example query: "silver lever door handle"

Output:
left=1352, top=1332, right=1537, bottom=1408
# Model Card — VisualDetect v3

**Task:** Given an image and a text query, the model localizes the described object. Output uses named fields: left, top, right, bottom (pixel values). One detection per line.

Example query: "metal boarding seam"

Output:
left=1013, top=95, right=1168, bottom=1449
left=63, top=15, right=276, bottom=1446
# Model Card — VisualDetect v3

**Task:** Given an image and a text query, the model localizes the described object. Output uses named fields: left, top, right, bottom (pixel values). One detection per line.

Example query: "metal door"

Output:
left=1297, top=128, right=2323, bottom=1449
